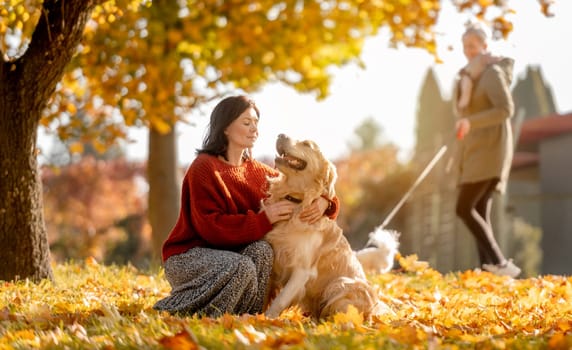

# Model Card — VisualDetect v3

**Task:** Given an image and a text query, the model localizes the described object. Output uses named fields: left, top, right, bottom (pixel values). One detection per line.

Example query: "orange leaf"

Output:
left=159, top=329, right=200, bottom=350
left=265, top=330, right=306, bottom=347
left=556, top=320, right=572, bottom=332
left=548, top=332, right=571, bottom=350
left=333, top=305, right=366, bottom=332
left=390, top=325, right=424, bottom=344
left=220, top=313, right=235, bottom=330
left=85, top=256, right=99, bottom=267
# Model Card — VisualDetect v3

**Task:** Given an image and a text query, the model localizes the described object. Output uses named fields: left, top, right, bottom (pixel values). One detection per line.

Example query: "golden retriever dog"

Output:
left=263, top=134, right=393, bottom=319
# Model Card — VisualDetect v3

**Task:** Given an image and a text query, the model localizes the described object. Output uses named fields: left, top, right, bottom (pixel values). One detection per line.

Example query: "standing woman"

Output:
left=153, top=95, right=339, bottom=317
left=453, top=24, right=521, bottom=278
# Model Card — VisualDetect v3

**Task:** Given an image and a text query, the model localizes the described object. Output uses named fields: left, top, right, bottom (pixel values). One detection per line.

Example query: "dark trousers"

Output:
left=456, top=178, right=505, bottom=266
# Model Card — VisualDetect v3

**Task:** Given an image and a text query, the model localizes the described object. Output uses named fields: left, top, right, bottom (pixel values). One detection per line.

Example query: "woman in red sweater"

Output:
left=153, top=95, right=339, bottom=317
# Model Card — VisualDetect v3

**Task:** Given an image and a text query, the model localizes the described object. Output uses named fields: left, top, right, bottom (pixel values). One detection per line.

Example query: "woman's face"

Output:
left=224, top=107, right=259, bottom=151
left=462, top=33, right=487, bottom=61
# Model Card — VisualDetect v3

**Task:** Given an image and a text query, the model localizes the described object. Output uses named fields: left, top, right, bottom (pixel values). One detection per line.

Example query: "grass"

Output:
left=1, top=255, right=571, bottom=349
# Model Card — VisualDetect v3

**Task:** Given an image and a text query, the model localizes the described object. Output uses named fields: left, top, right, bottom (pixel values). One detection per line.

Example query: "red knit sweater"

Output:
left=161, top=153, right=339, bottom=262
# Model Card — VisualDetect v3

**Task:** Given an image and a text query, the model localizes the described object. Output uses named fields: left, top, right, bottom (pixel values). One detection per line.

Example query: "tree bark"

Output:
left=0, top=104, right=52, bottom=281
left=0, top=0, right=96, bottom=282
left=148, top=126, right=180, bottom=265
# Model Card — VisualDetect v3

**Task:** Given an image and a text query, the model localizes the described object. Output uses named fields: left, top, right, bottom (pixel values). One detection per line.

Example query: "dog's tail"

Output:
left=355, top=227, right=400, bottom=274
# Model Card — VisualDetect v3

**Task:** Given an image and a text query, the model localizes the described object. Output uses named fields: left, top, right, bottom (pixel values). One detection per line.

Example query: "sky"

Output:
left=120, top=1, right=572, bottom=166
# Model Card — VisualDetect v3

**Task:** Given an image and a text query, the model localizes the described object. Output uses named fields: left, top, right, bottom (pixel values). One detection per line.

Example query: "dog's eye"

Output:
left=301, top=141, right=313, bottom=148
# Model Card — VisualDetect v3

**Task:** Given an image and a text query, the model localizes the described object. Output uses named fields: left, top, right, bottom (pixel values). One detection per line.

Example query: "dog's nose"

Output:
left=277, top=133, right=286, bottom=140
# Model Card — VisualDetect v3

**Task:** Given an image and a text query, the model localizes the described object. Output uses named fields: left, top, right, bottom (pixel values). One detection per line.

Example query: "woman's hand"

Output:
left=456, top=118, right=471, bottom=140
left=263, top=200, right=297, bottom=224
left=299, top=197, right=329, bottom=224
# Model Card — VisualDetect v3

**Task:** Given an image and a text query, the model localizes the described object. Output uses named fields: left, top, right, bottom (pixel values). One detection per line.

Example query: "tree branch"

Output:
left=21, top=0, right=97, bottom=112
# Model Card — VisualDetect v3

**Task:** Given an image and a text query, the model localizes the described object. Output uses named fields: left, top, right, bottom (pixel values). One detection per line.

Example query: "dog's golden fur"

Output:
left=263, top=134, right=386, bottom=319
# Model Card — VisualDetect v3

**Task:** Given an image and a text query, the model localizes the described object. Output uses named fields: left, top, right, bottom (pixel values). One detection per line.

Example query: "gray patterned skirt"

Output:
left=153, top=240, right=273, bottom=317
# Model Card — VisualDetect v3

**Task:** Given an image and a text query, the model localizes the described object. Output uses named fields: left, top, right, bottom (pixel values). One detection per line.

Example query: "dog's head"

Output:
left=271, top=133, right=337, bottom=200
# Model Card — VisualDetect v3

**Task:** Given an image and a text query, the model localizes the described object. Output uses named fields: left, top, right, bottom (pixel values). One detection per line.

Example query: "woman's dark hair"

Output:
left=197, top=95, right=260, bottom=159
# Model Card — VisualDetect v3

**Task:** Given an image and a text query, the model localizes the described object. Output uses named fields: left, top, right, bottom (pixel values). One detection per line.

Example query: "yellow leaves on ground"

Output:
left=388, top=324, right=429, bottom=346
left=333, top=304, right=366, bottom=331
left=1, top=257, right=572, bottom=348
left=397, top=253, right=431, bottom=273
left=85, top=256, right=99, bottom=267
left=549, top=331, right=572, bottom=350
left=159, top=328, right=202, bottom=350
left=263, top=329, right=306, bottom=348
left=234, top=324, right=267, bottom=345
left=371, top=254, right=572, bottom=347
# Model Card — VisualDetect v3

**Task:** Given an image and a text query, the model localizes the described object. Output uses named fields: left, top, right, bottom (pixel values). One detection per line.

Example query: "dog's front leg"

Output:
left=265, top=268, right=316, bottom=318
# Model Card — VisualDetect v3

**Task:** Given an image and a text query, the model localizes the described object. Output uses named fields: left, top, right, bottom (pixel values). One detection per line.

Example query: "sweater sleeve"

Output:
left=467, top=65, right=514, bottom=129
left=323, top=195, right=340, bottom=219
left=189, top=159, right=273, bottom=248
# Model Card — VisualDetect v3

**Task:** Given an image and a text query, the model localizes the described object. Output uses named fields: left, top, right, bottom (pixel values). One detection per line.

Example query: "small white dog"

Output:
left=355, top=227, right=400, bottom=274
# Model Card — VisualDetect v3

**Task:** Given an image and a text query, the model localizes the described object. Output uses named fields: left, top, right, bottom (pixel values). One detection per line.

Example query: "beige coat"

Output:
left=453, top=57, right=515, bottom=193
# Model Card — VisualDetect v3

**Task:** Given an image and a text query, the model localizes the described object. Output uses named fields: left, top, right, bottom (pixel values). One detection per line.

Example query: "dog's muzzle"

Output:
left=275, top=154, right=307, bottom=171
left=275, top=134, right=308, bottom=171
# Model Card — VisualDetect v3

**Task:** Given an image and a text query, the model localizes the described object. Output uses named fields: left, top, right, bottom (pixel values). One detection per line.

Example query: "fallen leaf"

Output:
left=159, top=329, right=200, bottom=350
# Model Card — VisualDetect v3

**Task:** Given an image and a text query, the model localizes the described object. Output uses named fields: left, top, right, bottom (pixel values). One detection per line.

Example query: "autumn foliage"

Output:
left=1, top=255, right=571, bottom=349
left=41, top=157, right=151, bottom=267
left=2, top=0, right=549, bottom=152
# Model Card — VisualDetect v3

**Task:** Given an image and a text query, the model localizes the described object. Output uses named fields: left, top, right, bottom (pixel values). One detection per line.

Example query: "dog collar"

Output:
left=284, top=194, right=303, bottom=204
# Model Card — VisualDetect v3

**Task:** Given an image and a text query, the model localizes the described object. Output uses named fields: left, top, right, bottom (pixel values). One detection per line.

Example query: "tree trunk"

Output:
left=0, top=0, right=95, bottom=282
left=0, top=96, right=53, bottom=281
left=148, top=126, right=180, bottom=265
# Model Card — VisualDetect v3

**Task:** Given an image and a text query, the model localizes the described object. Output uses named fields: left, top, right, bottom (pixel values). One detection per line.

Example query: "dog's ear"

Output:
left=323, top=161, right=337, bottom=198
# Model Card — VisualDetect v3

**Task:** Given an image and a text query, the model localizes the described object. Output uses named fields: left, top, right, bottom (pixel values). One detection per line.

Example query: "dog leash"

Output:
left=379, top=143, right=450, bottom=230
left=379, top=128, right=465, bottom=229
